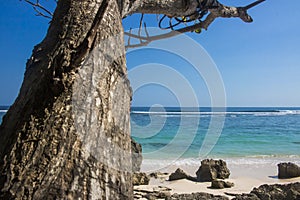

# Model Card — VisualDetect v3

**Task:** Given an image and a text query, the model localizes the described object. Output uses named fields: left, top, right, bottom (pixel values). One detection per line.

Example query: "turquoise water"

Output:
left=131, top=107, right=300, bottom=162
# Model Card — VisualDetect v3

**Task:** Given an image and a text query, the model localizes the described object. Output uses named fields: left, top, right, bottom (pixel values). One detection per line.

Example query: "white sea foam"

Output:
left=156, top=114, right=210, bottom=118
left=141, top=155, right=300, bottom=170
left=0, top=110, right=8, bottom=113
left=254, top=110, right=300, bottom=116
left=131, top=110, right=300, bottom=116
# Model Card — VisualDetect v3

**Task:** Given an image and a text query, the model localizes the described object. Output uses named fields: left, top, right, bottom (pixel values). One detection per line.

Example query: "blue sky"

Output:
left=1, top=0, right=300, bottom=107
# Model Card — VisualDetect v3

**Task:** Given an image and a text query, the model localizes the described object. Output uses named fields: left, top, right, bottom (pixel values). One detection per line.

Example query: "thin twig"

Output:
left=245, top=0, right=266, bottom=10
left=22, top=0, right=54, bottom=19
left=138, top=14, right=144, bottom=43
left=128, top=28, right=132, bottom=46
left=144, top=23, right=149, bottom=38
left=33, top=6, right=52, bottom=19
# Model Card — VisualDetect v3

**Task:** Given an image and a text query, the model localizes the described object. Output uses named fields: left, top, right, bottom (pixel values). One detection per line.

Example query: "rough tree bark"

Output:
left=0, top=0, right=263, bottom=199
left=0, top=0, right=133, bottom=199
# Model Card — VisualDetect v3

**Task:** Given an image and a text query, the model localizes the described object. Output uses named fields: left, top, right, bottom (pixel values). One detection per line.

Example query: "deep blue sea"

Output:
left=131, top=107, right=300, bottom=169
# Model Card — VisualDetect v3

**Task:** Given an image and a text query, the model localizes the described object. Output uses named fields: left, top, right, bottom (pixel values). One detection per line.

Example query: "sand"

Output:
left=135, top=159, right=300, bottom=198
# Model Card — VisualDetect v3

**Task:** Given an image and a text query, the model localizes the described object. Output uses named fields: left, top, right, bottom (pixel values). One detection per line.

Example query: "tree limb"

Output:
left=125, top=0, right=266, bottom=49
left=125, top=13, right=215, bottom=49
left=123, top=0, right=199, bottom=18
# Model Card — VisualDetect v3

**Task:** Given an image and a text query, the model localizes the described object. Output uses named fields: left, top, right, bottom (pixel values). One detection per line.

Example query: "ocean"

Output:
left=131, top=107, right=300, bottom=170
left=1, top=106, right=299, bottom=170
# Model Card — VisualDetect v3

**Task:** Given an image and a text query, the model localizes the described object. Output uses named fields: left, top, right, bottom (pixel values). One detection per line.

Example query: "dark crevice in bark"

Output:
left=72, top=0, right=109, bottom=67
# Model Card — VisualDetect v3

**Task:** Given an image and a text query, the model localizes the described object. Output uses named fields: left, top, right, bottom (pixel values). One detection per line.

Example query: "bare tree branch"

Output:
left=125, top=0, right=266, bottom=49
left=124, top=0, right=200, bottom=18
left=21, top=0, right=54, bottom=19
left=125, top=13, right=215, bottom=49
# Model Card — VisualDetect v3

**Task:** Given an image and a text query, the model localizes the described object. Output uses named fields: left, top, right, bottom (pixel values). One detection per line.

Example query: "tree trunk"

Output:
left=0, top=0, right=133, bottom=199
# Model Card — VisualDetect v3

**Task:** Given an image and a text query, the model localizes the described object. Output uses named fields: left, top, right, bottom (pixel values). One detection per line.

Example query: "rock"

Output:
left=169, top=168, right=197, bottom=181
left=131, top=138, right=143, bottom=172
left=145, top=191, right=170, bottom=200
left=153, top=186, right=172, bottom=198
left=232, top=182, right=300, bottom=200
left=134, top=186, right=172, bottom=199
left=168, top=168, right=188, bottom=181
left=278, top=162, right=300, bottom=179
left=224, top=181, right=235, bottom=188
left=169, top=168, right=189, bottom=181
left=196, top=159, right=230, bottom=182
left=132, top=172, right=150, bottom=185
left=211, top=180, right=225, bottom=189
left=250, top=182, right=300, bottom=200
left=149, top=172, right=169, bottom=179
left=166, top=192, right=229, bottom=200
left=232, top=193, right=260, bottom=200
left=211, top=180, right=234, bottom=189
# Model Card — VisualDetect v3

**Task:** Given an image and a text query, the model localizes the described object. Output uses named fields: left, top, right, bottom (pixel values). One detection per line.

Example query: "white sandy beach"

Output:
left=136, top=158, right=300, bottom=198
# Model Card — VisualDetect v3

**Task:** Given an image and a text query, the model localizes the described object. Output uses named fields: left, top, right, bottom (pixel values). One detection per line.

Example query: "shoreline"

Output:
left=136, top=157, right=300, bottom=198
left=140, top=156, right=300, bottom=173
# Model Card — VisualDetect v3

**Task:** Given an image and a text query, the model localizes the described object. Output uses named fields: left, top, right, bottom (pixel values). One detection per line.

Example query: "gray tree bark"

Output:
left=0, top=0, right=133, bottom=199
